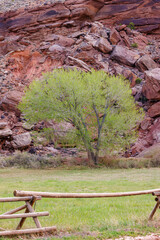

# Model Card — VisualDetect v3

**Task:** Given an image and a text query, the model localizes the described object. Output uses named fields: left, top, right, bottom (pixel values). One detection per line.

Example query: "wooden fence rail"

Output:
left=14, top=189, right=160, bottom=198
left=0, top=196, right=56, bottom=236
left=0, top=212, right=49, bottom=219
left=0, top=196, right=33, bottom=202
left=14, top=189, right=160, bottom=220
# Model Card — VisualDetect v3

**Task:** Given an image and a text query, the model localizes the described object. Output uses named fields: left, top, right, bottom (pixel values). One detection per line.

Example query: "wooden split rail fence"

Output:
left=0, top=189, right=160, bottom=237
left=14, top=189, right=160, bottom=221
left=0, top=195, right=56, bottom=236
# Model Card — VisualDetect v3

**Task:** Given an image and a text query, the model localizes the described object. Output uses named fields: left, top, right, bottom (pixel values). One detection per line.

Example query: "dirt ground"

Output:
left=116, top=234, right=160, bottom=240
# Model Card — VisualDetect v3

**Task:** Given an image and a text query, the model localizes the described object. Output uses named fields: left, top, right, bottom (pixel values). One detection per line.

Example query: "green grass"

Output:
left=0, top=168, right=160, bottom=239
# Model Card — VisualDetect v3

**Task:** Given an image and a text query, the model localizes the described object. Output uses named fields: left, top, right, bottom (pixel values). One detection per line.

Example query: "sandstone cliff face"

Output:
left=0, top=0, right=159, bottom=37
left=0, top=0, right=160, bottom=155
left=96, top=0, right=160, bottom=36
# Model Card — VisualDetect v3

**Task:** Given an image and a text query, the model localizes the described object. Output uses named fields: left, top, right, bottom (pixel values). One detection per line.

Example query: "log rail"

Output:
left=0, top=196, right=33, bottom=202
left=14, top=189, right=160, bottom=221
left=14, top=189, right=160, bottom=198
left=0, top=195, right=56, bottom=236
left=0, top=227, right=57, bottom=236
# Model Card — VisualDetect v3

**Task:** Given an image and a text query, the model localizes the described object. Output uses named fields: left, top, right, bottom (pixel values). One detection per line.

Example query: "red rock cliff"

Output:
left=0, top=0, right=159, bottom=37
left=0, top=0, right=160, bottom=154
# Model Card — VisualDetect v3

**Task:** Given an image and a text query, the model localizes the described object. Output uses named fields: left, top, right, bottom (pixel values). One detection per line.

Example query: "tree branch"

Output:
left=93, top=104, right=100, bottom=129
left=95, top=101, right=108, bottom=163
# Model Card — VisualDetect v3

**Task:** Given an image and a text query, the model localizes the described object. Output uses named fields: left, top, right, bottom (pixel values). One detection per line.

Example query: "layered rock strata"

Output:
left=0, top=0, right=159, bottom=37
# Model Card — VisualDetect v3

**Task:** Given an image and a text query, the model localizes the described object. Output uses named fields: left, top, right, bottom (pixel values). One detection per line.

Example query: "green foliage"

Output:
left=31, top=129, right=55, bottom=146
left=127, top=22, right=135, bottom=30
left=32, top=127, right=80, bottom=148
left=135, top=78, right=142, bottom=84
left=19, top=69, right=144, bottom=164
left=32, top=127, right=57, bottom=146
left=56, top=129, right=79, bottom=148
left=131, top=42, right=138, bottom=48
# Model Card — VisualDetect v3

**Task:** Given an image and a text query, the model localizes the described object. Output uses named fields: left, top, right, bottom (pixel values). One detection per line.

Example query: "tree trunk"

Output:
left=87, top=150, right=98, bottom=165
left=74, top=123, right=98, bottom=165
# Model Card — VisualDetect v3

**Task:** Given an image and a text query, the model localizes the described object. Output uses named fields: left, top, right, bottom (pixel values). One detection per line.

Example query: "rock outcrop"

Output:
left=111, top=46, right=140, bottom=67
left=11, top=132, right=31, bottom=149
left=0, top=0, right=160, bottom=155
left=0, top=0, right=159, bottom=37
left=0, top=126, right=12, bottom=138
left=96, top=0, right=160, bottom=36
left=136, top=55, right=158, bottom=72
left=143, top=68, right=160, bottom=100
left=148, top=102, right=160, bottom=118
left=0, top=91, right=23, bottom=116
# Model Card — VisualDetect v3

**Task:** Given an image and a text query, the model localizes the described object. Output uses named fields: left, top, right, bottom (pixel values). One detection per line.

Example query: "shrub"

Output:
left=127, top=22, right=135, bottom=30
left=135, top=78, right=142, bottom=84
left=131, top=43, right=138, bottom=48
left=0, top=152, right=160, bottom=169
left=0, top=152, right=62, bottom=169
left=99, top=156, right=160, bottom=169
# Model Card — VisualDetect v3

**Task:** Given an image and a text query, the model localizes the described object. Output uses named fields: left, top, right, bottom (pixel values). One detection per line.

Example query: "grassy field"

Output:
left=0, top=168, right=160, bottom=239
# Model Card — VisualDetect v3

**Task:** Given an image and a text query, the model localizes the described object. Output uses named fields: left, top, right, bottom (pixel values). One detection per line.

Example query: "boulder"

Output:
left=110, top=28, right=122, bottom=45
left=84, top=35, right=97, bottom=47
left=0, top=36, right=5, bottom=41
left=140, top=118, right=152, bottom=131
left=111, top=45, right=140, bottom=66
left=142, top=68, right=160, bottom=100
left=0, top=39, right=22, bottom=55
left=0, top=91, right=23, bottom=116
left=136, top=55, right=158, bottom=72
left=122, top=69, right=137, bottom=87
left=46, top=34, right=59, bottom=41
left=11, top=132, right=31, bottom=149
left=138, top=143, right=160, bottom=158
left=119, top=30, right=130, bottom=47
left=133, top=35, right=149, bottom=50
left=137, top=117, right=160, bottom=152
left=90, top=22, right=109, bottom=38
left=152, top=125, right=160, bottom=143
left=97, top=37, right=112, bottom=53
left=149, top=118, right=160, bottom=144
left=75, top=51, right=99, bottom=66
left=57, top=35, right=75, bottom=47
left=48, top=44, right=64, bottom=52
left=0, top=122, right=7, bottom=129
left=0, top=128, right=12, bottom=138
left=148, top=102, right=160, bottom=118
left=131, top=140, right=148, bottom=156
left=116, top=24, right=126, bottom=32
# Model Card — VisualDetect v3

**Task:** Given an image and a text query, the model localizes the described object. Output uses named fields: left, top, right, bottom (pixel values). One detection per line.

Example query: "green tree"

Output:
left=19, top=69, right=143, bottom=164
